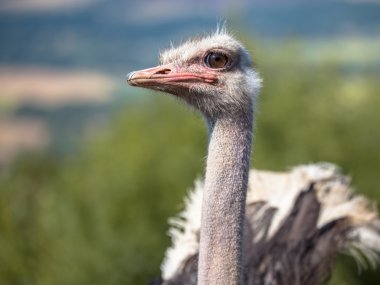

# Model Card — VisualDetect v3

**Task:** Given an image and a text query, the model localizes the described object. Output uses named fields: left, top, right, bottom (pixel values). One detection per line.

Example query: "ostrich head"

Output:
left=127, top=31, right=262, bottom=119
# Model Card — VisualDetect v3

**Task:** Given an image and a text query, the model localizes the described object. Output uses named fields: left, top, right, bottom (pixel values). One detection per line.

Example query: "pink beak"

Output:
left=127, top=65, right=217, bottom=87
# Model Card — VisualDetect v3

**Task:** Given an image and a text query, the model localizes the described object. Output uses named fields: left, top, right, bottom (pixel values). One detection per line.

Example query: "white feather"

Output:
left=161, top=163, right=380, bottom=280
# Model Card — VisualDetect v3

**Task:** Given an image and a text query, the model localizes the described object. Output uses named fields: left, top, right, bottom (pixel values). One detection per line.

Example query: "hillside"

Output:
left=0, top=1, right=380, bottom=73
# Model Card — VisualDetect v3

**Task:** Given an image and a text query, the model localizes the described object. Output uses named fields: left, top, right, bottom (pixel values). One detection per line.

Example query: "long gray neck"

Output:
left=198, top=105, right=254, bottom=285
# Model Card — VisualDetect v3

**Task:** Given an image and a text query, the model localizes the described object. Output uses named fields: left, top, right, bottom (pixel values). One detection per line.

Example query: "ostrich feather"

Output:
left=160, top=163, right=380, bottom=284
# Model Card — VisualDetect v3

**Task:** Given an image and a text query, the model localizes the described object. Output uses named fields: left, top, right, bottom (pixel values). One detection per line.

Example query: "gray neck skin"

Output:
left=198, top=104, right=254, bottom=285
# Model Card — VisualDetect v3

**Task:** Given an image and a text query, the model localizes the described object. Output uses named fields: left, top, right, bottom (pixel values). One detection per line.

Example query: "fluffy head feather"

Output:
left=160, top=30, right=261, bottom=117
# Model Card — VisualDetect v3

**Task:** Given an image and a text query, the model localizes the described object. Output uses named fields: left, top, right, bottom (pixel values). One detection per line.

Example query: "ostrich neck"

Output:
left=198, top=106, right=254, bottom=285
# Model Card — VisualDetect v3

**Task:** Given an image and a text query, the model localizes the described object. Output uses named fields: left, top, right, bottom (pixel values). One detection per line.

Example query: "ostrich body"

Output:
left=127, top=30, right=380, bottom=285
left=161, top=164, right=380, bottom=285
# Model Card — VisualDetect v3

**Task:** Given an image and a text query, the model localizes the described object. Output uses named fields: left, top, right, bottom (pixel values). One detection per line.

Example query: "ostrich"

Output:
left=127, top=30, right=380, bottom=285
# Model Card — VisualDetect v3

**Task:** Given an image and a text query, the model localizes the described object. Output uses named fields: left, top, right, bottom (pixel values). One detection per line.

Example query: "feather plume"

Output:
left=160, top=163, right=380, bottom=284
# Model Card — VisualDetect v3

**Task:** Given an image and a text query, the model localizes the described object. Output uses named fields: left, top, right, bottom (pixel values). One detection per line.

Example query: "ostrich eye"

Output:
left=205, top=52, right=228, bottom=69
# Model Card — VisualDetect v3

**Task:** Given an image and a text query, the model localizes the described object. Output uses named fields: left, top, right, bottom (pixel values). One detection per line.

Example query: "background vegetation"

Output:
left=1, top=38, right=380, bottom=284
left=1, top=1, right=380, bottom=284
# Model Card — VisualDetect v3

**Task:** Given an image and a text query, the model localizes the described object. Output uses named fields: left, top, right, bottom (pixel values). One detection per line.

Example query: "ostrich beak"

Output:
left=126, top=65, right=217, bottom=88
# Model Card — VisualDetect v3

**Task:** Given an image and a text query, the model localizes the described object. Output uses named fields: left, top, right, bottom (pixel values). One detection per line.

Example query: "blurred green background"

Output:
left=0, top=0, right=380, bottom=284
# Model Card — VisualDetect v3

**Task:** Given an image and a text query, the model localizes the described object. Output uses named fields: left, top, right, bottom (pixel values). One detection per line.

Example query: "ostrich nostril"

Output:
left=155, top=68, right=171, bottom=75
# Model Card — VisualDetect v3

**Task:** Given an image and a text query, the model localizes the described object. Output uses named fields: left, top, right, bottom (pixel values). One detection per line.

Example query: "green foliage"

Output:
left=253, top=40, right=380, bottom=198
left=0, top=96, right=207, bottom=285
left=0, top=41, right=380, bottom=284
